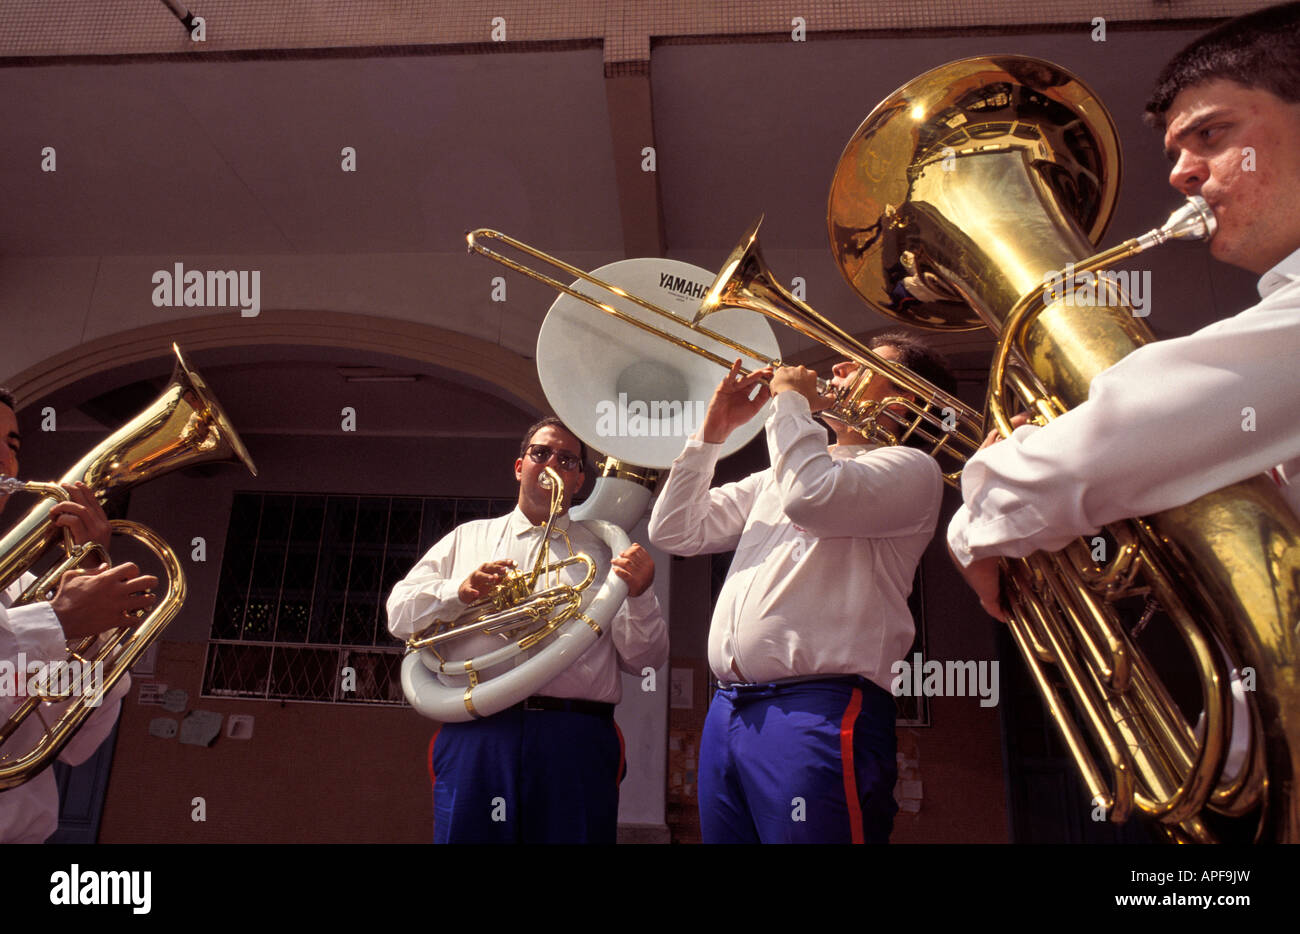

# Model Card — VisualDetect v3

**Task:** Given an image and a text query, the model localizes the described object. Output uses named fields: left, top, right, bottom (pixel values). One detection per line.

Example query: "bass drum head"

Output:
left=536, top=257, right=781, bottom=469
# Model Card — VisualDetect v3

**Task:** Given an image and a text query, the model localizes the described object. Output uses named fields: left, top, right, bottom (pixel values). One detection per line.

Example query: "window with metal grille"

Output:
left=203, top=492, right=515, bottom=705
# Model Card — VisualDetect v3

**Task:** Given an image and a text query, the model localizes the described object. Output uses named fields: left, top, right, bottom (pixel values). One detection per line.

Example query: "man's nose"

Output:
left=1168, top=149, right=1205, bottom=195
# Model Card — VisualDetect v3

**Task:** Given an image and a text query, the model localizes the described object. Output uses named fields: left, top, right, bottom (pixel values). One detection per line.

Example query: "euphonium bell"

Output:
left=0, top=343, right=256, bottom=790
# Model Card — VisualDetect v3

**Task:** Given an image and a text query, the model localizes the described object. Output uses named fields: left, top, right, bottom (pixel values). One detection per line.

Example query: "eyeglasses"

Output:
left=525, top=444, right=582, bottom=472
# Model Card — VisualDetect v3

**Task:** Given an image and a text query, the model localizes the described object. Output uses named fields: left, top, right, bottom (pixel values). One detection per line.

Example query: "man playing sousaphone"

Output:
left=386, top=417, right=667, bottom=844
left=948, top=3, right=1300, bottom=615
left=649, top=331, right=956, bottom=843
left=0, top=387, right=160, bottom=843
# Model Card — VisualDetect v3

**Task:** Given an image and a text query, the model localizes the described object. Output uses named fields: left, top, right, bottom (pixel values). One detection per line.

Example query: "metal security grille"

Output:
left=203, top=491, right=514, bottom=705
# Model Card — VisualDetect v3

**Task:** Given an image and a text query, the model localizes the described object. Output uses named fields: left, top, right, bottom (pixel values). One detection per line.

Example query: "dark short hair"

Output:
left=868, top=329, right=959, bottom=399
left=1145, top=2, right=1300, bottom=126
left=519, top=416, right=587, bottom=467
left=0, top=387, right=13, bottom=412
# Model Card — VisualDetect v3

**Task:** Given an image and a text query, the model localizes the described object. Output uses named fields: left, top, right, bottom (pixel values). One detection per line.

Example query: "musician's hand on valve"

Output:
left=50, top=482, right=112, bottom=559
left=459, top=559, right=516, bottom=604
left=771, top=365, right=830, bottom=411
left=612, top=544, right=655, bottom=597
left=980, top=412, right=1032, bottom=449
left=50, top=562, right=160, bottom=640
left=698, top=359, right=773, bottom=444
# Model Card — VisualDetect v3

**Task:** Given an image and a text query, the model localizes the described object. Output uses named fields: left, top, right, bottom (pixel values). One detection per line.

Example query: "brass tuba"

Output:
left=0, top=343, right=256, bottom=790
left=832, top=55, right=1300, bottom=841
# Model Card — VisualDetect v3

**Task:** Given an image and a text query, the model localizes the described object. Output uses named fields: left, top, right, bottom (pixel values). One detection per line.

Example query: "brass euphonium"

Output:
left=0, top=343, right=256, bottom=790
left=833, top=55, right=1300, bottom=841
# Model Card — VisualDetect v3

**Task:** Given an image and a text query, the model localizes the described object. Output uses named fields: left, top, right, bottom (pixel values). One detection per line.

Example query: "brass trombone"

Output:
left=0, top=343, right=256, bottom=790
left=467, top=226, right=984, bottom=485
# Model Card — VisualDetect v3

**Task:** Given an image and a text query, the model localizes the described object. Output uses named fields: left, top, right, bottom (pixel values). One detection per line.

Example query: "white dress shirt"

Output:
left=648, top=391, right=942, bottom=692
left=386, top=507, right=667, bottom=705
left=949, top=247, right=1300, bottom=566
left=1, top=578, right=129, bottom=844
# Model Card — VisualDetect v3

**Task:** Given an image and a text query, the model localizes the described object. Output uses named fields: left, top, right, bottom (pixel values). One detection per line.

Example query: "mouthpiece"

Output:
left=1135, top=196, right=1217, bottom=251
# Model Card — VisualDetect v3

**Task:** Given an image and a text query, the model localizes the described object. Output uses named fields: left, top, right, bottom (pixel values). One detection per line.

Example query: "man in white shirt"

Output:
left=386, top=417, right=667, bottom=843
left=648, top=334, right=954, bottom=843
left=0, top=388, right=159, bottom=843
left=947, top=2, right=1300, bottom=617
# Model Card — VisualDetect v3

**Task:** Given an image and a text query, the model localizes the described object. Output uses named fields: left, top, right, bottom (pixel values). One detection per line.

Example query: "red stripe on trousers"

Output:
left=839, top=688, right=864, bottom=845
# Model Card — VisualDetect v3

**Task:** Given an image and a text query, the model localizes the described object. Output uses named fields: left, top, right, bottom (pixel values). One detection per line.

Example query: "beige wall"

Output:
left=101, top=641, right=435, bottom=843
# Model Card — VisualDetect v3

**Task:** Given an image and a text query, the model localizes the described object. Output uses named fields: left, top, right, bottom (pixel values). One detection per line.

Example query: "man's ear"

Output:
left=514, top=457, right=525, bottom=482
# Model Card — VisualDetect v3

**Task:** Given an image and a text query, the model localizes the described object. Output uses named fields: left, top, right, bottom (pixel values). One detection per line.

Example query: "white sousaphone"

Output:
left=400, top=257, right=779, bottom=722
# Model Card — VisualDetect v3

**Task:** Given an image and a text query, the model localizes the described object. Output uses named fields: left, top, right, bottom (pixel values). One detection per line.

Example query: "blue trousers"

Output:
left=428, top=705, right=624, bottom=844
left=698, top=677, right=898, bottom=844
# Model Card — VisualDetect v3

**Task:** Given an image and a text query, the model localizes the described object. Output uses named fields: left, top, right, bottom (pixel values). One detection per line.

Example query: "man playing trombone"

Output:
left=387, top=417, right=667, bottom=844
left=948, top=3, right=1300, bottom=615
left=0, top=388, right=160, bottom=843
left=649, top=333, right=956, bottom=843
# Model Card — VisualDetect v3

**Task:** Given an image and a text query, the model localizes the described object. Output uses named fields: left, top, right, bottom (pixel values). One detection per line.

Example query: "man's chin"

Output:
left=1207, top=227, right=1257, bottom=271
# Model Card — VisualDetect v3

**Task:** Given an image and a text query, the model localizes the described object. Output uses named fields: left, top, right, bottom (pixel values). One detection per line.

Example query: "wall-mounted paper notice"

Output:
left=137, top=682, right=167, bottom=705
left=179, top=710, right=223, bottom=747
left=148, top=718, right=178, bottom=739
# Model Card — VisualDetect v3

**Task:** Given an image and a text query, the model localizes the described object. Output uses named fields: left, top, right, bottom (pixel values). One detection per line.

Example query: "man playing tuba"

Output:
left=948, top=2, right=1300, bottom=617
